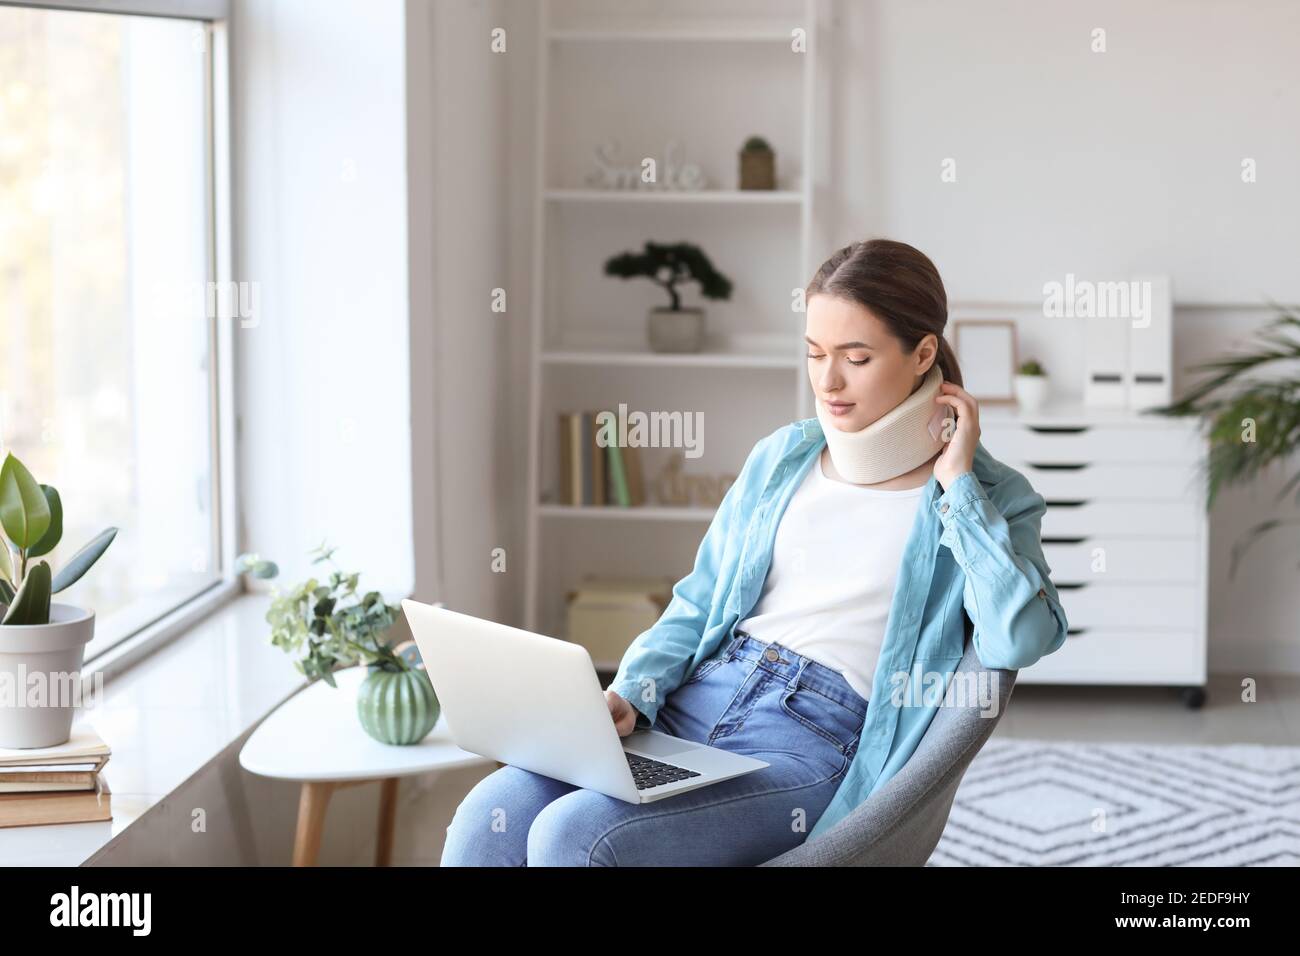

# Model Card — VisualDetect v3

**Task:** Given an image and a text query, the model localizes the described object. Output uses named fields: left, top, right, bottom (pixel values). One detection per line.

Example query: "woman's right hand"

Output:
left=604, top=690, right=639, bottom=737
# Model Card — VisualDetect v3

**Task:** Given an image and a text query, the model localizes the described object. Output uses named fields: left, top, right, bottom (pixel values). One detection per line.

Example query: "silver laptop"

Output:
left=401, top=600, right=769, bottom=803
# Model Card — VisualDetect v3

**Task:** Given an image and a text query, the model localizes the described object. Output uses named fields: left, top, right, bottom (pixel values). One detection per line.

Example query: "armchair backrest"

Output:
left=761, top=638, right=1018, bottom=866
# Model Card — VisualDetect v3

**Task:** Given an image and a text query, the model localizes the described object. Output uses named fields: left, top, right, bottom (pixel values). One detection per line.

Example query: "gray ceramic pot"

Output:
left=0, top=604, right=95, bottom=748
left=647, top=307, right=705, bottom=353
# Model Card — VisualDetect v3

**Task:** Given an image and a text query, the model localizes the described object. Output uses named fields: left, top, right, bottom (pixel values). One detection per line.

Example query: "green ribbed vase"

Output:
left=356, top=666, right=439, bottom=745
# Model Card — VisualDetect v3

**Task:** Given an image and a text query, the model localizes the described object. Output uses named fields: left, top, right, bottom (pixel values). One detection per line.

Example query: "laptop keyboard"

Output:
left=625, top=752, right=701, bottom=790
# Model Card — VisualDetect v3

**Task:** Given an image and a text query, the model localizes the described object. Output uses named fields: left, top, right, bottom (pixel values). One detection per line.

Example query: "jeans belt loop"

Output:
left=787, top=656, right=808, bottom=692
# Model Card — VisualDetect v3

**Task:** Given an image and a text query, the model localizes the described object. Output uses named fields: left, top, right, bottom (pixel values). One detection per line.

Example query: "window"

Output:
left=1, top=3, right=229, bottom=658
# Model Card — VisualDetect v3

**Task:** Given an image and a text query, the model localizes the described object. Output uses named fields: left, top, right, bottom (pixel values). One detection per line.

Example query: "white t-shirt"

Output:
left=737, top=449, right=926, bottom=702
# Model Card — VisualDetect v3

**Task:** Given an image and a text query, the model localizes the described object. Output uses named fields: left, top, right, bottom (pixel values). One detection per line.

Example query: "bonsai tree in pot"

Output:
left=1144, top=306, right=1300, bottom=579
left=603, top=240, right=733, bottom=353
left=238, top=543, right=438, bottom=745
left=0, top=452, right=117, bottom=748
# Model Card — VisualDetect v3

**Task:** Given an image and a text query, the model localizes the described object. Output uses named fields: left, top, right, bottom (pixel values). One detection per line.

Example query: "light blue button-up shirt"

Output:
left=609, top=415, right=1070, bottom=843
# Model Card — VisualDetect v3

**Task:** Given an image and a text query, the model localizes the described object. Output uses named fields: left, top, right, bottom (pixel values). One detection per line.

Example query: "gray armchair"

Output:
left=761, top=637, right=1018, bottom=866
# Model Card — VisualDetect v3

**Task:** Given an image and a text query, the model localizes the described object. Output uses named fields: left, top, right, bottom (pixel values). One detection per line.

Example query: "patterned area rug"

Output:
left=928, top=738, right=1300, bottom=866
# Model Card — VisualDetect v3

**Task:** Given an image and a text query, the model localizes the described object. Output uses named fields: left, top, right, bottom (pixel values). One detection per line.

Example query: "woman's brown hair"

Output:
left=804, top=238, right=963, bottom=387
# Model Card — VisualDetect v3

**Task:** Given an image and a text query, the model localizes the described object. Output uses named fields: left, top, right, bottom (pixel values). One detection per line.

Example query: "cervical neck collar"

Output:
left=816, top=364, right=951, bottom=485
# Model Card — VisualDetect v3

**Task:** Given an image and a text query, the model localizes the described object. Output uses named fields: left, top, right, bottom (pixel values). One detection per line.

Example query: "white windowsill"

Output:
left=0, top=592, right=307, bottom=866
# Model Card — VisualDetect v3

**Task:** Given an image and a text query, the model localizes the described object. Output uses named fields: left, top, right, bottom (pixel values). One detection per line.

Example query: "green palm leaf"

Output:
left=1144, top=306, right=1300, bottom=578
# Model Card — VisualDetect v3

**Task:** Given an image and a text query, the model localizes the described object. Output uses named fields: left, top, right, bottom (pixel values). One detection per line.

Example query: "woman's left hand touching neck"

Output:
left=932, top=381, right=980, bottom=492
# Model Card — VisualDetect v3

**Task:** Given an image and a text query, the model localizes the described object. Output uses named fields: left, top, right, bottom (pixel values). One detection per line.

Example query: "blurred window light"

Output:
left=1, top=4, right=220, bottom=658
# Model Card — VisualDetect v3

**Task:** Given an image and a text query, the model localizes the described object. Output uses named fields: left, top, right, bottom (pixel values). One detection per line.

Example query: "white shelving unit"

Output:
left=523, top=0, right=824, bottom=635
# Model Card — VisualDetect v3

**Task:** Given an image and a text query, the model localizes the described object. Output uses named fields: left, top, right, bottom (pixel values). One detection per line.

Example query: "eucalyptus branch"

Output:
left=248, top=544, right=407, bottom=682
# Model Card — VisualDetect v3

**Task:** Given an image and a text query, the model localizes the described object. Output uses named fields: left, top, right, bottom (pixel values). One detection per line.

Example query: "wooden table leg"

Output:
left=375, top=777, right=399, bottom=867
left=293, top=781, right=338, bottom=866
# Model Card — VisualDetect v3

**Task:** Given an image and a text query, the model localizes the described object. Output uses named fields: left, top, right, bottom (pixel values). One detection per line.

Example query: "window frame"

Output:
left=6, top=1, right=229, bottom=20
left=4, top=0, right=241, bottom=679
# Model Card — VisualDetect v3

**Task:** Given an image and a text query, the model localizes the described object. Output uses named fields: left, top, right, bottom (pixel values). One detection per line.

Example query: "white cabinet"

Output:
left=979, top=404, right=1209, bottom=705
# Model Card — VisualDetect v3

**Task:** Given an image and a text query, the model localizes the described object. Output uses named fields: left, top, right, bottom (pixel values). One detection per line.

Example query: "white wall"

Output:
left=232, top=0, right=518, bottom=614
left=830, top=0, right=1300, bottom=305
left=406, top=0, right=512, bottom=619
left=232, top=0, right=414, bottom=593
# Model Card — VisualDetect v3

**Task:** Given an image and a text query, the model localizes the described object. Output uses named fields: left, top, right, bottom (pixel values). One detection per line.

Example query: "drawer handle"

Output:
left=1044, top=499, right=1089, bottom=508
left=1042, top=536, right=1087, bottom=544
left=1026, top=425, right=1089, bottom=434
left=1026, top=462, right=1088, bottom=471
left=1066, top=627, right=1087, bottom=637
left=1054, top=582, right=1088, bottom=589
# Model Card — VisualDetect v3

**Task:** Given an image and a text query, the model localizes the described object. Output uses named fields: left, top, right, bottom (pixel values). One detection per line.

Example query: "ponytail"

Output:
left=936, top=335, right=964, bottom=388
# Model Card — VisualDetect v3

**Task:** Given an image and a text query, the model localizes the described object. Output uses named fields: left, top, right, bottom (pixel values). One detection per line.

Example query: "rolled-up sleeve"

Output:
left=934, top=469, right=1069, bottom=670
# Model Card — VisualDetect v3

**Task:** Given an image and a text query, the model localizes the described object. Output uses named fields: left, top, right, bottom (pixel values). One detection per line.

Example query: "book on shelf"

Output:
left=557, top=409, right=646, bottom=507
left=590, top=411, right=605, bottom=506
left=0, top=720, right=113, bottom=825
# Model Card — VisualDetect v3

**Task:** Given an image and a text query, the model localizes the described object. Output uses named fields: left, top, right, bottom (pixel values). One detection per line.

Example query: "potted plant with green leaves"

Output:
left=1014, top=358, right=1048, bottom=411
left=1144, top=306, right=1300, bottom=579
left=0, top=452, right=118, bottom=748
left=603, top=241, right=733, bottom=353
left=739, top=135, right=776, bottom=190
left=238, top=544, right=438, bottom=745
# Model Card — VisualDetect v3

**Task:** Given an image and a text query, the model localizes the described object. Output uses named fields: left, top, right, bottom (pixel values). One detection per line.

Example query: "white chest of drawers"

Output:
left=978, top=403, right=1210, bottom=706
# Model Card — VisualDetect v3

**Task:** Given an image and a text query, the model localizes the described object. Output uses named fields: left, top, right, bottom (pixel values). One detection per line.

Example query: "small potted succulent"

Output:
left=739, top=135, right=776, bottom=190
left=603, top=241, right=733, bottom=353
left=1014, top=358, right=1049, bottom=411
left=0, top=453, right=117, bottom=748
left=239, top=544, right=438, bottom=745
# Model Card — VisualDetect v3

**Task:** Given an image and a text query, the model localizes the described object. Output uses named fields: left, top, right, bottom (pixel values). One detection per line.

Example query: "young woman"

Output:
left=440, top=239, right=1069, bottom=867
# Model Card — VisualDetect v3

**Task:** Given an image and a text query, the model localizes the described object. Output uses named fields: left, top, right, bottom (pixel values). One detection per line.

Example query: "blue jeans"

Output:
left=439, top=630, right=869, bottom=866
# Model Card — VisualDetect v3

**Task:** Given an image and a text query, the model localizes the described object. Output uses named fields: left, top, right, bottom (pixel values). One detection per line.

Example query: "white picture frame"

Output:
left=951, top=319, right=1018, bottom=404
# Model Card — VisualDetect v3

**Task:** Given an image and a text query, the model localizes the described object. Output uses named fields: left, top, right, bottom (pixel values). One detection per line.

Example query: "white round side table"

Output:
left=239, top=665, right=495, bottom=865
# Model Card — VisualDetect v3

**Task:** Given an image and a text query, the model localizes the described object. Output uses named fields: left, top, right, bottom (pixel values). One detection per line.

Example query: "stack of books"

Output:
left=0, top=721, right=113, bottom=828
left=558, top=409, right=647, bottom=507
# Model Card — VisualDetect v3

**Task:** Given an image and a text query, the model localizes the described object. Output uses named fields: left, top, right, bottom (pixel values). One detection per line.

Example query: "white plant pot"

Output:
left=1014, top=375, right=1049, bottom=411
left=0, top=604, right=95, bottom=749
left=647, top=307, right=705, bottom=353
